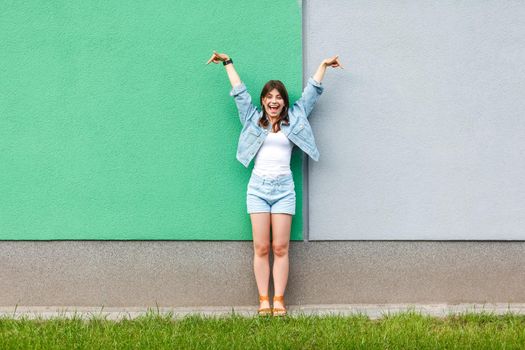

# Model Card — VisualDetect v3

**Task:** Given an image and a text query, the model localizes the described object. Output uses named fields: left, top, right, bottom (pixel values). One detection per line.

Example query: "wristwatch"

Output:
left=223, top=58, right=233, bottom=66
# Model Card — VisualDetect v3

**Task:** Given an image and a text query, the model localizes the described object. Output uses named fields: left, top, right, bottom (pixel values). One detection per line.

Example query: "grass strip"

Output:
left=1, top=309, right=524, bottom=349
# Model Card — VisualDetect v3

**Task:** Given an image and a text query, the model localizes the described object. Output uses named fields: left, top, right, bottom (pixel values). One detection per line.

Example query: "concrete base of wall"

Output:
left=1, top=241, right=524, bottom=307
left=2, top=304, right=525, bottom=320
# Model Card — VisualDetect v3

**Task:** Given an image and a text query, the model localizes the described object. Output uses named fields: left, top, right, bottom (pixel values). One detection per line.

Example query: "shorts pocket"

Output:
left=282, top=178, right=295, bottom=191
left=247, top=179, right=264, bottom=195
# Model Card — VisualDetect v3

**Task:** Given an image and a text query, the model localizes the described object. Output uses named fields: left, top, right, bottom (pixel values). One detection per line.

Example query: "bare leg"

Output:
left=271, top=213, right=292, bottom=311
left=250, top=213, right=271, bottom=310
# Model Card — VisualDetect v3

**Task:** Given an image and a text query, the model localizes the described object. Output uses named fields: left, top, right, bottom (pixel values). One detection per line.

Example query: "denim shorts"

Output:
left=246, top=171, right=296, bottom=215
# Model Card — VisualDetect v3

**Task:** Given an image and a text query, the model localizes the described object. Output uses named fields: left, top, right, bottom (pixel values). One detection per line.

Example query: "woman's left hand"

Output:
left=323, top=55, right=344, bottom=69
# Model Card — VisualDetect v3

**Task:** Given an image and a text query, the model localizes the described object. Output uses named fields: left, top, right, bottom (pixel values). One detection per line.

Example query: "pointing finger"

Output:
left=207, top=52, right=219, bottom=64
left=335, top=58, right=344, bottom=69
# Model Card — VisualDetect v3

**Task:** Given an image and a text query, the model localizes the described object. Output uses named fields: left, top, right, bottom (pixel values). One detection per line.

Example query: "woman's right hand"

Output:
left=206, top=51, right=230, bottom=65
left=207, top=50, right=241, bottom=90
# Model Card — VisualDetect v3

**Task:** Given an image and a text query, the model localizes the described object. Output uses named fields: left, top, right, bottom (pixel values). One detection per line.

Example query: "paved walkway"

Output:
left=1, top=304, right=525, bottom=320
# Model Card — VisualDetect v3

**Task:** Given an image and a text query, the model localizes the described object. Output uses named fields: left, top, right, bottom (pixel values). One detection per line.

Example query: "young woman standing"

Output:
left=207, top=51, right=343, bottom=316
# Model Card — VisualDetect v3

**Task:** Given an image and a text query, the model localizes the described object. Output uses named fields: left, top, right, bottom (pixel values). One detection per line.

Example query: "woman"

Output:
left=207, top=51, right=343, bottom=316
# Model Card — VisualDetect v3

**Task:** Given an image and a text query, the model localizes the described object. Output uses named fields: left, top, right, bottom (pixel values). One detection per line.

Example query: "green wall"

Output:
left=0, top=1, right=303, bottom=240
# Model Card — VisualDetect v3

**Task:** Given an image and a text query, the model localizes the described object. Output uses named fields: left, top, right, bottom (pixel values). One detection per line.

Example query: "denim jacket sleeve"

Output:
left=291, top=77, right=324, bottom=118
left=229, top=82, right=258, bottom=127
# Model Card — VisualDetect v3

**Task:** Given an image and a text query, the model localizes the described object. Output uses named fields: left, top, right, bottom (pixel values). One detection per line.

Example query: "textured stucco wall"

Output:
left=1, top=241, right=524, bottom=306
left=306, top=0, right=525, bottom=240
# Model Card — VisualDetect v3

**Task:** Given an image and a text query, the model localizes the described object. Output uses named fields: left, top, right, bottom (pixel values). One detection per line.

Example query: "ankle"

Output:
left=273, top=295, right=285, bottom=305
left=259, top=295, right=270, bottom=303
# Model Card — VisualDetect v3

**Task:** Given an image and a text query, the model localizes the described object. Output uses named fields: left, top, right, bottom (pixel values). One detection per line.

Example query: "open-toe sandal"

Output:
left=272, top=295, right=287, bottom=317
left=257, top=295, right=272, bottom=316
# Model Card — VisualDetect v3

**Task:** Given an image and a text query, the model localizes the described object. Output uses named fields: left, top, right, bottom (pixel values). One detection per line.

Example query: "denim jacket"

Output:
left=229, top=77, right=324, bottom=167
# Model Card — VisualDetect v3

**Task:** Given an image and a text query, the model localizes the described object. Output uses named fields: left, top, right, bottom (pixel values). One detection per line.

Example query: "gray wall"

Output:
left=1, top=241, right=524, bottom=306
left=306, top=0, right=525, bottom=240
left=1, top=1, right=524, bottom=308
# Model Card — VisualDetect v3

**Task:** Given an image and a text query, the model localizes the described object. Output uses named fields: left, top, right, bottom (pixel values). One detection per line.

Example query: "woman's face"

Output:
left=262, top=88, right=285, bottom=119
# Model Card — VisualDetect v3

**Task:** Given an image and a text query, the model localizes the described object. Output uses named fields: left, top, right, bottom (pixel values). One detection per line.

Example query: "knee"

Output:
left=254, top=243, right=270, bottom=257
left=272, top=243, right=289, bottom=257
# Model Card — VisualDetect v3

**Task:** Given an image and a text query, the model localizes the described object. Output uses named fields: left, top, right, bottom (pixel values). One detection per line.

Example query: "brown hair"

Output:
left=259, top=80, right=290, bottom=133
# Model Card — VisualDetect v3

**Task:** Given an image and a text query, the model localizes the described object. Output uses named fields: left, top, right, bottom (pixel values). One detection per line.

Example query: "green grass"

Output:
left=1, top=309, right=525, bottom=349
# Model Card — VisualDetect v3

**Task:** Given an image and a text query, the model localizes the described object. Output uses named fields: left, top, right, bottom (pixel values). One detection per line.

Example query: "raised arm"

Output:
left=206, top=51, right=241, bottom=88
left=313, top=54, right=344, bottom=83
left=293, top=55, right=344, bottom=118
left=206, top=51, right=257, bottom=126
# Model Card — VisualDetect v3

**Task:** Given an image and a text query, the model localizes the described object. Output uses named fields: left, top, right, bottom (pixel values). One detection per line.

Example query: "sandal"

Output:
left=272, top=295, right=287, bottom=316
left=257, top=295, right=272, bottom=316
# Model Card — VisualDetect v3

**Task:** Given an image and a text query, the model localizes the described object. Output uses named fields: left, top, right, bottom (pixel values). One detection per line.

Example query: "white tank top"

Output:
left=253, top=130, right=294, bottom=178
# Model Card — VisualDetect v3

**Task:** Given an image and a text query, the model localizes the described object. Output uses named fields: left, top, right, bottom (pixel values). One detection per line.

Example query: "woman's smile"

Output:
left=268, top=104, right=281, bottom=114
